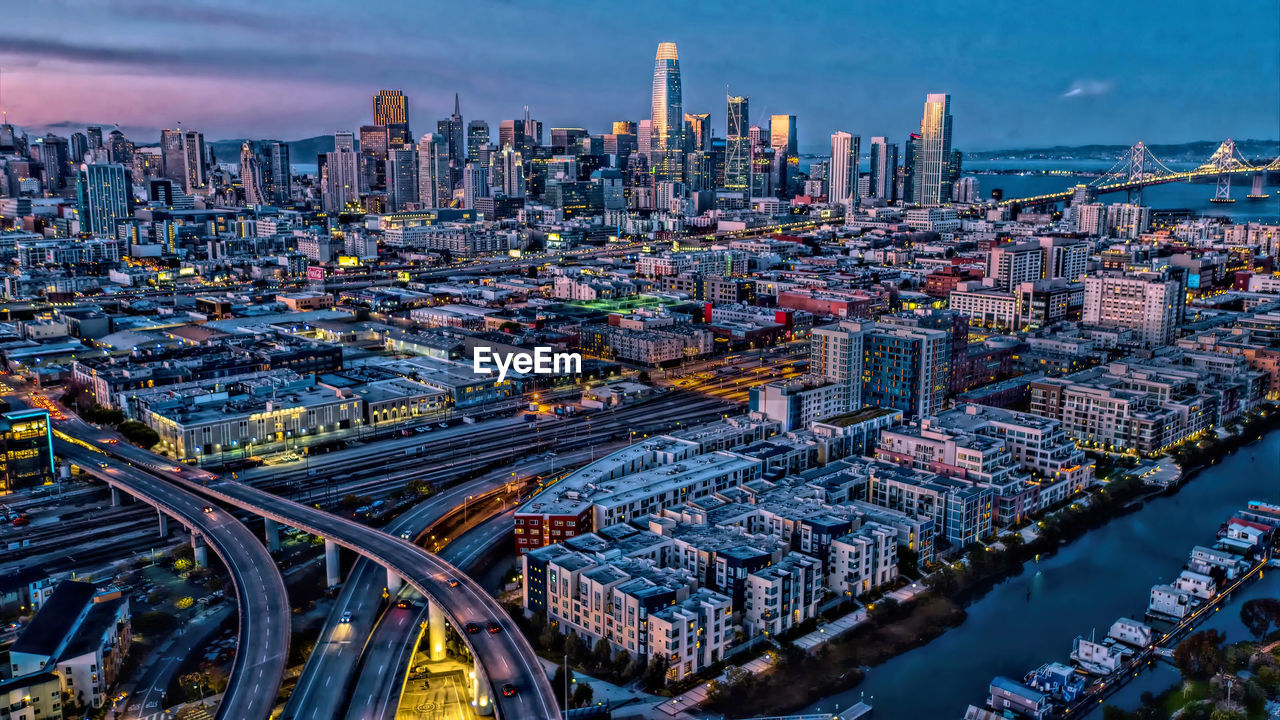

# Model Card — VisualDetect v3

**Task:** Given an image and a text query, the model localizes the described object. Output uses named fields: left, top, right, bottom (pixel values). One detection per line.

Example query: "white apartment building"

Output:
left=649, top=589, right=733, bottom=681
left=1083, top=271, right=1183, bottom=347
left=742, top=552, right=823, bottom=638
left=829, top=521, right=898, bottom=597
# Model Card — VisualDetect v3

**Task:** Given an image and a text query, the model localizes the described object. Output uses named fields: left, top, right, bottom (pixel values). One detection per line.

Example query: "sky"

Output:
left=1, top=0, right=1277, bottom=151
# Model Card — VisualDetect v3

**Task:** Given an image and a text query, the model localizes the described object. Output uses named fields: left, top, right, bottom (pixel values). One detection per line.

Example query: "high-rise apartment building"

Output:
left=869, top=137, right=898, bottom=201
left=912, top=94, right=953, bottom=206
left=1083, top=270, right=1184, bottom=347
left=160, top=129, right=185, bottom=184
left=987, top=242, right=1044, bottom=291
left=863, top=324, right=951, bottom=419
left=268, top=141, right=292, bottom=204
left=417, top=133, right=451, bottom=208
left=829, top=132, right=855, bottom=208
left=76, top=163, right=131, bottom=236
left=811, top=321, right=867, bottom=413
left=321, top=131, right=359, bottom=212
left=463, top=162, right=489, bottom=212
left=386, top=146, right=419, bottom=212
left=684, top=113, right=711, bottom=152
left=650, top=42, right=684, bottom=182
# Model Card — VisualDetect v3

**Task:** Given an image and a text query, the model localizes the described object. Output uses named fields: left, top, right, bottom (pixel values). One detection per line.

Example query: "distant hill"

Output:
left=208, top=135, right=335, bottom=165
left=967, top=139, right=1279, bottom=163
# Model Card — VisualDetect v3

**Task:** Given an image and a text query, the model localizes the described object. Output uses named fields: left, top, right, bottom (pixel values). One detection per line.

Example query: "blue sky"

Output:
left=2, top=0, right=1277, bottom=150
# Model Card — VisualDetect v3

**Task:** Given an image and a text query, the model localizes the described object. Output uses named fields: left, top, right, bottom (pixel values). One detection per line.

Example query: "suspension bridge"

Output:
left=997, top=139, right=1280, bottom=208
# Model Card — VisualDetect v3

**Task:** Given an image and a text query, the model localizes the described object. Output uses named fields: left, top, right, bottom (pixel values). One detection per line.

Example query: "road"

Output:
left=89, top=437, right=559, bottom=720
left=118, top=606, right=234, bottom=720
left=59, top=440, right=291, bottom=720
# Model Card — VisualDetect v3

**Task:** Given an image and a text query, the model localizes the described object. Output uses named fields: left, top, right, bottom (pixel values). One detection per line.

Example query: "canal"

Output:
left=807, top=429, right=1280, bottom=719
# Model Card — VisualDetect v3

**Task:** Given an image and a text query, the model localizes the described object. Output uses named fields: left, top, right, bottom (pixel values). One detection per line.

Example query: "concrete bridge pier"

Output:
left=324, top=539, right=341, bottom=587
left=386, top=568, right=403, bottom=595
left=264, top=519, right=280, bottom=552
left=110, top=486, right=121, bottom=506
left=157, top=510, right=169, bottom=538
left=471, top=660, right=494, bottom=716
left=427, top=599, right=446, bottom=661
left=191, top=534, right=208, bottom=568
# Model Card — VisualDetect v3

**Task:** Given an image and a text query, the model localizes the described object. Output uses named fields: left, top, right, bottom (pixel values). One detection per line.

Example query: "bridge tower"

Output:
left=1204, top=139, right=1253, bottom=204
left=1125, top=142, right=1147, bottom=206
left=1248, top=173, right=1269, bottom=200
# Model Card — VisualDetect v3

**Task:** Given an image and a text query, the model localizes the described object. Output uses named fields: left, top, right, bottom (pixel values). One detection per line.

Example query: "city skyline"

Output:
left=1, top=0, right=1277, bottom=149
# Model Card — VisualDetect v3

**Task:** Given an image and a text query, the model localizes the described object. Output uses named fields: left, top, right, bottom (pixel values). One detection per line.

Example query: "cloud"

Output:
left=1062, top=79, right=1114, bottom=99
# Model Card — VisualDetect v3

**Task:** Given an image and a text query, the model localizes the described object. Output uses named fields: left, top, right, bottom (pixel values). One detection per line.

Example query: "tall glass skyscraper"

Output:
left=868, top=136, right=898, bottom=202
left=912, top=93, right=953, bottom=206
left=725, top=95, right=750, bottom=191
left=829, top=131, right=854, bottom=206
left=650, top=42, right=683, bottom=182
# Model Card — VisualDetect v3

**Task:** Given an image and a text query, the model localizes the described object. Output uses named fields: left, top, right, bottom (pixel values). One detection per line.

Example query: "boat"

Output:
left=1071, top=631, right=1125, bottom=676
left=1024, top=662, right=1088, bottom=702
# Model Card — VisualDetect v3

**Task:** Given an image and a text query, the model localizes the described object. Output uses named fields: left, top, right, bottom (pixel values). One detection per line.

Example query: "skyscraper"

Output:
left=498, top=146, right=525, bottom=199
left=269, top=141, right=292, bottom=204
left=467, top=120, right=490, bottom=161
left=650, top=42, right=684, bottom=182
left=417, top=133, right=450, bottom=208
left=87, top=126, right=103, bottom=151
left=322, top=131, right=359, bottom=212
left=912, top=93, right=953, bottom=206
left=241, top=142, right=266, bottom=205
left=868, top=137, right=898, bottom=202
left=359, top=125, right=389, bottom=191
left=769, top=115, right=797, bottom=157
left=684, top=113, right=710, bottom=152
left=438, top=94, right=465, bottom=183
left=386, top=146, right=419, bottom=212
left=76, top=163, right=131, bottom=236
left=637, top=120, right=652, bottom=161
left=829, top=132, right=854, bottom=207
left=901, top=132, right=920, bottom=203
left=160, top=129, right=185, bottom=184
left=725, top=95, right=749, bottom=191
left=373, top=90, right=408, bottom=126
left=182, top=130, right=206, bottom=194
left=612, top=121, right=637, bottom=135
left=462, top=162, right=489, bottom=211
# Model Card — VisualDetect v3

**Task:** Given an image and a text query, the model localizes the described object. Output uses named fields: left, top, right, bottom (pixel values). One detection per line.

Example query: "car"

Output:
left=104, top=439, right=118, bottom=444
left=399, top=530, right=413, bottom=540
left=171, top=466, right=182, bottom=472
left=502, top=683, right=518, bottom=697
left=97, top=461, right=109, bottom=468
left=437, top=422, right=448, bottom=428
left=396, top=599, right=412, bottom=609
left=486, top=621, right=502, bottom=634
left=447, top=578, right=460, bottom=588
left=465, top=622, right=480, bottom=634
left=202, top=506, right=214, bottom=514
left=340, top=611, right=352, bottom=623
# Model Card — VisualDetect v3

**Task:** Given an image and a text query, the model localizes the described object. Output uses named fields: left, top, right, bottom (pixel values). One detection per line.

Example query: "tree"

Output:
left=118, top=420, right=159, bottom=448
left=1173, top=630, right=1225, bottom=679
left=571, top=682, right=594, bottom=708
left=643, top=655, right=670, bottom=691
left=868, top=597, right=900, bottom=624
left=1241, top=598, right=1280, bottom=640
left=592, top=637, right=612, bottom=668
left=564, top=632, right=585, bottom=663
left=612, top=649, right=632, bottom=677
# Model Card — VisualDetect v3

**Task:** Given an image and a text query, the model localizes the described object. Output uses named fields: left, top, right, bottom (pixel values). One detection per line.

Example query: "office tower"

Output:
left=1083, top=270, right=1183, bottom=346
left=725, top=95, right=749, bottom=191
left=0, top=409, right=55, bottom=492
left=373, top=89, right=410, bottom=144
left=498, top=146, right=525, bottom=198
left=612, top=121, right=638, bottom=135
left=106, top=130, right=133, bottom=166
left=75, top=163, right=131, bottom=236
left=37, top=135, right=70, bottom=190
left=684, top=151, right=715, bottom=192
left=901, top=132, right=920, bottom=203
left=322, top=131, right=359, bottom=212
left=829, top=132, right=854, bottom=208
left=749, top=145, right=774, bottom=198
left=550, top=128, right=588, bottom=153
left=462, top=162, right=489, bottom=210
left=269, top=141, right=292, bottom=204
left=591, top=168, right=625, bottom=211
left=386, top=146, right=418, bottom=211
left=868, top=137, right=898, bottom=201
left=649, top=42, right=684, bottom=182
left=181, top=130, right=206, bottom=194
left=949, top=150, right=963, bottom=185
left=417, top=133, right=451, bottom=208
left=498, top=120, right=523, bottom=154
left=810, top=321, right=867, bottom=413
left=748, top=125, right=763, bottom=148
left=769, top=115, right=797, bottom=157
left=240, top=142, right=266, bottom=205
left=70, top=133, right=87, bottom=166
left=467, top=120, right=490, bottom=160
left=437, top=93, right=465, bottom=187
left=863, top=324, right=951, bottom=419
left=987, top=242, right=1044, bottom=291
left=86, top=126, right=103, bottom=151
left=373, top=89, right=408, bottom=126
left=523, top=106, right=542, bottom=150
left=160, top=130, right=183, bottom=185
left=1038, top=237, right=1089, bottom=281
left=684, top=113, right=711, bottom=152
left=359, top=125, right=389, bottom=191
left=637, top=120, right=652, bottom=161
left=912, top=93, right=953, bottom=206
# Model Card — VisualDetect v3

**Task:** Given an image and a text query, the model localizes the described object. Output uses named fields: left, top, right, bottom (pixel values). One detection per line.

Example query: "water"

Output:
left=807, top=430, right=1280, bottom=719
left=963, top=159, right=1280, bottom=224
